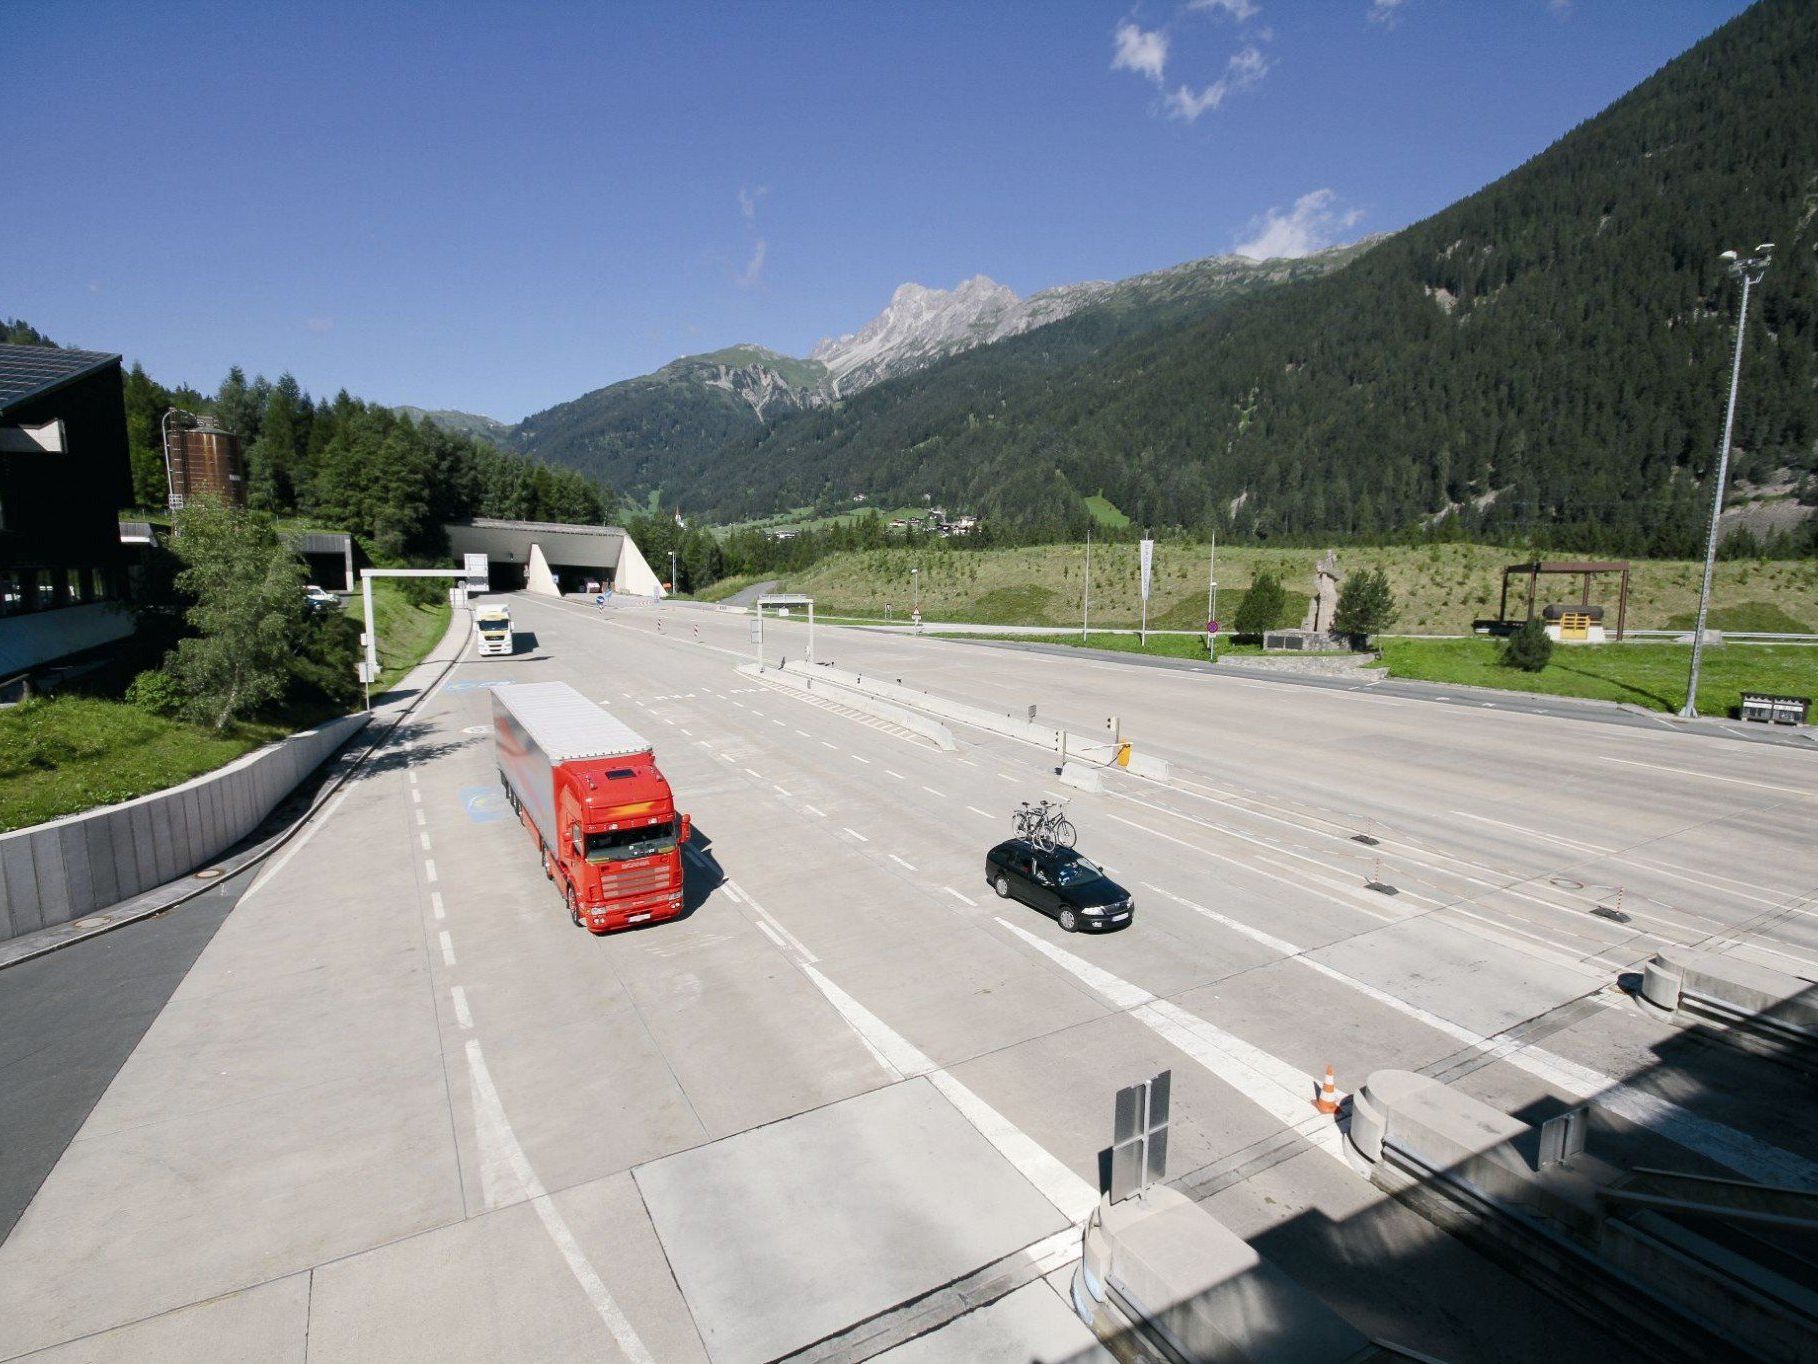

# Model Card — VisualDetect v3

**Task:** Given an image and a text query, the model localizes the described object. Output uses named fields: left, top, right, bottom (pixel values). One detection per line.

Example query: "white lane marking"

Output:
left=889, top=854, right=917, bottom=870
left=411, top=788, right=422, bottom=805
left=842, top=827, right=869, bottom=842
left=430, top=891, right=446, bottom=921
left=679, top=727, right=693, bottom=736
left=755, top=920, right=788, bottom=951
left=419, top=832, right=432, bottom=851
left=922, top=785, right=946, bottom=797
left=796, top=729, right=811, bottom=737
left=771, top=719, right=787, bottom=727
left=885, top=769, right=905, bottom=781
left=803, top=804, right=826, bottom=818
left=966, top=805, right=994, bottom=819
left=996, top=774, right=1019, bottom=785
left=438, top=930, right=457, bottom=966
left=451, top=985, right=474, bottom=1030
left=425, top=858, right=439, bottom=883
left=851, top=754, right=871, bottom=765
left=693, top=740, right=711, bottom=748
left=945, top=887, right=977, bottom=906
left=407, top=769, right=418, bottom=786
left=773, top=784, right=791, bottom=797
left=717, top=753, right=736, bottom=764
left=734, top=880, right=817, bottom=963
left=416, top=809, right=427, bottom=827
left=1452, top=810, right=1613, bottom=855
left=243, top=788, right=351, bottom=901
left=797, top=965, right=1097, bottom=1222
left=1601, top=755, right=1810, bottom=796
left=463, top=1040, right=654, bottom=1364
left=821, top=740, right=838, bottom=749
left=1134, top=883, right=1818, bottom=1187
left=743, top=767, right=764, bottom=780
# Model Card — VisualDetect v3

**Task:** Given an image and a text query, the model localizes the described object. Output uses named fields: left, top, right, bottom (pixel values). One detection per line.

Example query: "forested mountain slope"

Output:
left=691, top=0, right=1818, bottom=554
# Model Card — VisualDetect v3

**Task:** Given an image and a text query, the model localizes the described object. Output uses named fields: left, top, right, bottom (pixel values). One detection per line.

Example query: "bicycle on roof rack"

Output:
left=1012, top=798, right=1076, bottom=851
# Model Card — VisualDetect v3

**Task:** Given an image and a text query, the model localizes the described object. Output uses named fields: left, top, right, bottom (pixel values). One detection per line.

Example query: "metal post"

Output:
left=1682, top=251, right=1768, bottom=718
left=1206, top=533, right=1216, bottom=662
left=362, top=571, right=375, bottom=711
left=1082, top=526, right=1091, bottom=642
left=754, top=605, right=762, bottom=671
left=808, top=600, right=815, bottom=666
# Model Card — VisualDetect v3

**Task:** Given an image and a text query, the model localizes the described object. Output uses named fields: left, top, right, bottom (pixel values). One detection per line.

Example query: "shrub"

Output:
left=397, top=574, right=448, bottom=608
left=1334, top=567, right=1399, bottom=638
left=1233, top=572, right=1286, bottom=636
left=125, top=669, right=184, bottom=716
left=1502, top=616, right=1553, bottom=672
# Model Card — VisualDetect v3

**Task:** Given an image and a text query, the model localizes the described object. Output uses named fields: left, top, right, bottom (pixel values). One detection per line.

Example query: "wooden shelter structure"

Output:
left=1499, top=560, right=1630, bottom=640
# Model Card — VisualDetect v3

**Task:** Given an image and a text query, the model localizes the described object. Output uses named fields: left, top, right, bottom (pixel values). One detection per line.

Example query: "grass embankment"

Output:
left=347, top=580, right=452, bottom=691
left=0, top=698, right=288, bottom=833
left=936, top=630, right=1271, bottom=661
left=759, top=543, right=1818, bottom=635
left=0, top=582, right=453, bottom=833
left=1377, top=639, right=1816, bottom=716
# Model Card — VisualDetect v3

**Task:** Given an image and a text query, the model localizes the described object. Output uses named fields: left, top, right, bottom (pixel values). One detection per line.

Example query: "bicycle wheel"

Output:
left=1051, top=818, right=1077, bottom=849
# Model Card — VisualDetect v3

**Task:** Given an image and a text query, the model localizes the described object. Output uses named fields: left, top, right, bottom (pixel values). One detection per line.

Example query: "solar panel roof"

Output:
left=0, top=344, right=121, bottom=413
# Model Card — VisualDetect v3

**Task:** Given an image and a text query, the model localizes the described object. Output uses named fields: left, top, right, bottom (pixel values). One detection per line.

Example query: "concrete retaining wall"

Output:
left=0, top=712, right=368, bottom=942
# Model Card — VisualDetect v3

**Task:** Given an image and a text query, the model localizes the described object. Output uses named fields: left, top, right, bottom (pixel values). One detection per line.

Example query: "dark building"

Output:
left=0, top=344, right=136, bottom=682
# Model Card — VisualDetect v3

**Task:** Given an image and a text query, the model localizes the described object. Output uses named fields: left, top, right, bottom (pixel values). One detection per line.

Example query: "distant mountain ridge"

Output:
left=454, top=242, right=1369, bottom=495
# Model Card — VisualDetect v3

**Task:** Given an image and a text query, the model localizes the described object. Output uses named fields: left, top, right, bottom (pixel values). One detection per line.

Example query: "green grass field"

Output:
left=0, top=697, right=288, bottom=833
left=1083, top=494, right=1130, bottom=528
left=346, top=580, right=452, bottom=691
left=936, top=630, right=1271, bottom=661
left=1377, top=639, right=1816, bottom=716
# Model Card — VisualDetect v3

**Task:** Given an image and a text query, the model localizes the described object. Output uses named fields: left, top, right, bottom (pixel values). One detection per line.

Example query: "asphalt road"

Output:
left=3, top=592, right=1812, bottom=1361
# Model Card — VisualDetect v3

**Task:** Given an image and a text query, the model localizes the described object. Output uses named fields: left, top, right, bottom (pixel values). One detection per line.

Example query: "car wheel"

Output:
left=994, top=874, right=1012, bottom=899
left=1058, top=907, right=1080, bottom=933
left=566, top=887, right=582, bottom=927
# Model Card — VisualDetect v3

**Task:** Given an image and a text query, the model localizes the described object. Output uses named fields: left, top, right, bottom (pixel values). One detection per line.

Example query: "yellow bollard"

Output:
left=1116, top=743, right=1132, bottom=767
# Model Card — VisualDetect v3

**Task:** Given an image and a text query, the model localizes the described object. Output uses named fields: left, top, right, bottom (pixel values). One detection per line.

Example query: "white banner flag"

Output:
left=1139, top=538, right=1154, bottom=601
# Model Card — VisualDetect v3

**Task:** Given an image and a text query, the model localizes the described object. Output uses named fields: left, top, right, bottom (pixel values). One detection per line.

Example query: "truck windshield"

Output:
left=585, top=821, right=677, bottom=862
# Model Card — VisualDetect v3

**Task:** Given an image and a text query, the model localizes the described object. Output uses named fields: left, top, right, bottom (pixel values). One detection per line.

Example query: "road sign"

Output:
left=1109, top=1069, right=1171, bottom=1203
left=1207, top=619, right=1220, bottom=635
left=1138, top=538, right=1154, bottom=601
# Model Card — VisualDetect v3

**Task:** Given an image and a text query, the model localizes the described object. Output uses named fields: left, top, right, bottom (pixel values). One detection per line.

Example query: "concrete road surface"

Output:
left=3, top=591, right=1814, bottom=1361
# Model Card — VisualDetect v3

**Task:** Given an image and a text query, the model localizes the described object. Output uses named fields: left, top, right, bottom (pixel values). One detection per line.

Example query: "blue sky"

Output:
left=8, top=1, right=1751, bottom=421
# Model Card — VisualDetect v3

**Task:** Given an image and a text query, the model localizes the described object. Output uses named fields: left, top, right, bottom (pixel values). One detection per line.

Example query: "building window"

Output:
left=0, top=571, right=22, bottom=617
left=32, top=570, right=57, bottom=611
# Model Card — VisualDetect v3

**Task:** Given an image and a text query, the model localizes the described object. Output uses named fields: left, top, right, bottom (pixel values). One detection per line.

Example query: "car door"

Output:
left=1007, top=849, right=1042, bottom=910
left=1026, top=853, right=1062, bottom=916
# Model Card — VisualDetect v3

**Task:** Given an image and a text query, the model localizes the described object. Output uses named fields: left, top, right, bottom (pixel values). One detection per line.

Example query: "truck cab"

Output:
left=553, top=757, right=690, bottom=931
left=474, top=604, right=513, bottom=656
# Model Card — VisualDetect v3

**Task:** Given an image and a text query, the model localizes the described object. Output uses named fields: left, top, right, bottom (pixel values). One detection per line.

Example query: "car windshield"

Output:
left=1053, top=858, right=1103, bottom=887
left=585, top=821, right=677, bottom=862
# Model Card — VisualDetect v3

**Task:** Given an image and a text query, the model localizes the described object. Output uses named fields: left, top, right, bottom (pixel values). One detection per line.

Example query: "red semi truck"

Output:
left=492, top=681, right=690, bottom=933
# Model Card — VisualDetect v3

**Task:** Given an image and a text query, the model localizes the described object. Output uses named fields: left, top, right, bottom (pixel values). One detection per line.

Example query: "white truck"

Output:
left=474, top=603, right=513, bottom=657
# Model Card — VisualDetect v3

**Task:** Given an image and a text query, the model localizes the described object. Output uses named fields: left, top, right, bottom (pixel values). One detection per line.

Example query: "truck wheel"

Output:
left=994, top=874, right=1012, bottom=899
left=1057, top=908, right=1080, bottom=933
left=566, top=887, right=582, bottom=928
left=543, top=851, right=554, bottom=881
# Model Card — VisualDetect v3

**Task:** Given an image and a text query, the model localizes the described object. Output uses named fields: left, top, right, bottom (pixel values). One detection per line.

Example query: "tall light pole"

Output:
left=1082, top=524, right=1092, bottom=642
left=911, top=566, right=920, bottom=618
left=669, top=549, right=677, bottom=597
left=1680, top=242, right=1772, bottom=719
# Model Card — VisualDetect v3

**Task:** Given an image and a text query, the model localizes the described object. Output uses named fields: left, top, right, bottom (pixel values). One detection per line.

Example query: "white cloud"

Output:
left=1111, top=22, right=1169, bottom=84
left=1233, top=189, right=1363, bottom=260
left=1188, top=0, right=1259, bottom=19
left=737, top=239, right=767, bottom=290
left=1368, top=0, right=1408, bottom=25
left=1164, top=44, right=1270, bottom=122
left=738, top=184, right=768, bottom=220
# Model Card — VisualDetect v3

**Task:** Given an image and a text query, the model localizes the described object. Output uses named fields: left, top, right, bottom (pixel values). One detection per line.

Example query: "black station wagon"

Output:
left=985, top=839, right=1135, bottom=932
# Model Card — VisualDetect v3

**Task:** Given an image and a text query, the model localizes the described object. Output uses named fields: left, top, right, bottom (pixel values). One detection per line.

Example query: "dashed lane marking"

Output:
left=945, top=887, right=977, bottom=906
left=450, top=985, right=473, bottom=1029
left=842, top=827, right=869, bottom=842
left=425, top=859, right=438, bottom=884
left=803, top=804, right=826, bottom=818
left=889, top=854, right=917, bottom=870
left=1601, top=755, right=1810, bottom=796
left=438, top=930, right=457, bottom=966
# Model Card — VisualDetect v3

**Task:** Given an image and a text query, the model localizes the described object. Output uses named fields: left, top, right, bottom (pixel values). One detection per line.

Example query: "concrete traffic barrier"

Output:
left=0, top=713, right=368, bottom=943
left=741, top=663, right=958, bottom=751
left=1059, top=762, right=1104, bottom=793
left=1640, top=949, right=1817, bottom=1044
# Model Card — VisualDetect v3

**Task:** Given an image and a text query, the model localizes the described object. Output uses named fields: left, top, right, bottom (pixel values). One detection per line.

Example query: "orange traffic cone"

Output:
left=1314, top=1066, right=1339, bottom=1115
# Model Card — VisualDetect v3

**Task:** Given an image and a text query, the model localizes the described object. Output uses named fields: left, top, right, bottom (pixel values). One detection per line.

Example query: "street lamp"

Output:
left=911, top=566, right=920, bottom=622
left=669, top=549, right=677, bottom=597
left=1680, top=242, right=1772, bottom=719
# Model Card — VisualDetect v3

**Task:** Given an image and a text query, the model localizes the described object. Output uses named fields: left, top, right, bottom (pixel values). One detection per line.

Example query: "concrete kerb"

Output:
left=739, top=662, right=958, bottom=751
left=0, top=604, right=473, bottom=971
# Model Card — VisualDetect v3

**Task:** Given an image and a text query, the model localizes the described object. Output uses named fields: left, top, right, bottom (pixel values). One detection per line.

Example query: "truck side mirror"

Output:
left=679, top=814, right=692, bottom=844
